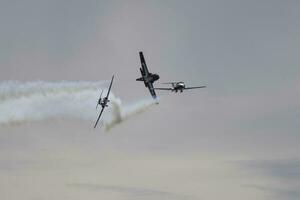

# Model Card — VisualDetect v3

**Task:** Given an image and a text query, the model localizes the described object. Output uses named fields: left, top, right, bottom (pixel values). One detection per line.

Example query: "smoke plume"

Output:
left=0, top=81, right=157, bottom=130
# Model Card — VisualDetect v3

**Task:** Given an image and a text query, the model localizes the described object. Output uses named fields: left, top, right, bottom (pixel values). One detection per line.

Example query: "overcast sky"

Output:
left=0, top=1, right=300, bottom=200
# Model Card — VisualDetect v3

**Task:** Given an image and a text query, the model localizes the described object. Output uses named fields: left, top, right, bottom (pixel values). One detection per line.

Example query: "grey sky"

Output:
left=241, top=159, right=300, bottom=200
left=0, top=0, right=300, bottom=199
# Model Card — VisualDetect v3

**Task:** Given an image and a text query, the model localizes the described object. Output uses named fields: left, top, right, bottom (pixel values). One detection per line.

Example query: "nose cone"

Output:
left=155, top=74, right=160, bottom=80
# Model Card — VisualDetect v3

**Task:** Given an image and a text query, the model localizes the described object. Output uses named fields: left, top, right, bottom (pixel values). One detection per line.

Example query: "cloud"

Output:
left=0, top=81, right=156, bottom=130
left=238, top=158, right=300, bottom=200
left=245, top=185, right=300, bottom=200
left=68, top=183, right=198, bottom=200
left=239, top=159, right=300, bottom=180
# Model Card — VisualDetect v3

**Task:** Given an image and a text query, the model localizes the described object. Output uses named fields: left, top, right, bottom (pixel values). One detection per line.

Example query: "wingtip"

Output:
left=152, top=96, right=160, bottom=104
left=94, top=123, right=100, bottom=129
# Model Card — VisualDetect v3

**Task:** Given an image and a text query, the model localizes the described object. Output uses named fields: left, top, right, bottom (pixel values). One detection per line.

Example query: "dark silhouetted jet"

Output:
left=94, top=75, right=114, bottom=128
left=136, top=52, right=159, bottom=99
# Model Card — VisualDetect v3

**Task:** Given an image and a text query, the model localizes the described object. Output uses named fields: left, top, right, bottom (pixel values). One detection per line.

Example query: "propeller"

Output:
left=96, top=90, right=104, bottom=109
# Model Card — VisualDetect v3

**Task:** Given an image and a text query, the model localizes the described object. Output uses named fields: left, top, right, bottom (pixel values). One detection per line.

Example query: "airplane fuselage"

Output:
left=98, top=97, right=109, bottom=108
left=137, top=73, right=160, bottom=86
left=172, top=82, right=185, bottom=92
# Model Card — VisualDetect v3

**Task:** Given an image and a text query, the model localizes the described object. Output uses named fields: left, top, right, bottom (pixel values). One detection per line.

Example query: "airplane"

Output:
left=94, top=75, right=114, bottom=129
left=155, top=81, right=206, bottom=93
left=136, top=51, right=160, bottom=99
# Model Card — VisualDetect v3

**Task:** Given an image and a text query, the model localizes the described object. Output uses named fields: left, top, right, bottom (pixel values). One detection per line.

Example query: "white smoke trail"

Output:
left=0, top=81, right=157, bottom=130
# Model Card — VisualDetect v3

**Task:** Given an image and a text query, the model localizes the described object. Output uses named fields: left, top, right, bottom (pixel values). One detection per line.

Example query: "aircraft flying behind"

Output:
left=155, top=82, right=206, bottom=93
left=94, top=75, right=114, bottom=129
left=136, top=51, right=160, bottom=99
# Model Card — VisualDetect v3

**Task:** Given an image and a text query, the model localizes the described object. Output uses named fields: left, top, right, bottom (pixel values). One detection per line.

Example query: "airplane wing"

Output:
left=147, top=82, right=157, bottom=99
left=154, top=87, right=173, bottom=90
left=139, top=51, right=149, bottom=76
left=105, top=75, right=114, bottom=99
left=184, top=86, right=206, bottom=90
left=94, top=106, right=105, bottom=128
left=162, top=82, right=176, bottom=84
